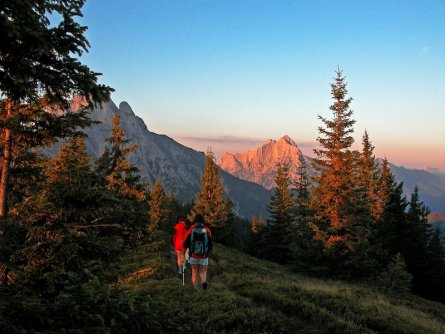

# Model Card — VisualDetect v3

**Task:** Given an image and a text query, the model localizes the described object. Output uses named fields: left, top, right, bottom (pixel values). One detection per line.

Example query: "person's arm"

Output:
left=207, top=228, right=213, bottom=255
left=171, top=232, right=175, bottom=247
left=183, top=233, right=191, bottom=250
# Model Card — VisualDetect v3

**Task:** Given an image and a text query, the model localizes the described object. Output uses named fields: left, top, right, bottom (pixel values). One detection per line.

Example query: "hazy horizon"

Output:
left=80, top=1, right=445, bottom=171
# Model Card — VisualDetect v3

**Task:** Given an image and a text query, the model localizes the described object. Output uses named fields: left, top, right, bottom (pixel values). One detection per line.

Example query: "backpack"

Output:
left=190, top=227, right=209, bottom=257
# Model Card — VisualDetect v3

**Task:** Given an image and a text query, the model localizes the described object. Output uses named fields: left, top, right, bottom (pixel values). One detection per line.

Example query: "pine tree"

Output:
left=190, top=149, right=232, bottom=242
left=0, top=1, right=112, bottom=218
left=263, top=163, right=295, bottom=263
left=292, top=153, right=315, bottom=265
left=309, top=69, right=372, bottom=275
left=376, top=159, right=408, bottom=260
left=10, top=136, right=123, bottom=296
left=379, top=253, right=413, bottom=294
left=104, top=112, right=146, bottom=201
left=148, top=179, right=167, bottom=232
left=357, top=130, right=382, bottom=221
left=427, top=228, right=445, bottom=302
left=248, top=216, right=265, bottom=257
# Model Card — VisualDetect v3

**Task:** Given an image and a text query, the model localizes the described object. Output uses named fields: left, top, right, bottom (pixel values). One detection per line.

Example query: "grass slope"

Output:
left=117, top=234, right=445, bottom=334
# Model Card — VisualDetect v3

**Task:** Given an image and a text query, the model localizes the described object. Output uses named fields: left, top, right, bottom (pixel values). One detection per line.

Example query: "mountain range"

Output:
left=61, top=99, right=271, bottom=219
left=53, top=99, right=445, bottom=222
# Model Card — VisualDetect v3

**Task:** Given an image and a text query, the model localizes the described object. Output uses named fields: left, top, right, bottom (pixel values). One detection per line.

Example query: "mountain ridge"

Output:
left=67, top=100, right=271, bottom=219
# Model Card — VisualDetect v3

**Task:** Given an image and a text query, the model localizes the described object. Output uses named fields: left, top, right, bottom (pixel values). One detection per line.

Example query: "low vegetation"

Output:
left=117, top=237, right=445, bottom=334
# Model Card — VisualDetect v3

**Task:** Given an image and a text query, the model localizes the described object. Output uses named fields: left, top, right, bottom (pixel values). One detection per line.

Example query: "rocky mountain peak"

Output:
left=219, top=135, right=311, bottom=190
left=119, top=101, right=135, bottom=116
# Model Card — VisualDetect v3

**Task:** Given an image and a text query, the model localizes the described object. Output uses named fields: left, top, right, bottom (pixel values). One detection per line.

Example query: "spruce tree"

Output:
left=404, top=188, right=431, bottom=290
left=0, top=0, right=112, bottom=218
left=263, top=163, right=295, bottom=263
left=376, top=159, right=408, bottom=260
left=427, top=228, right=445, bottom=302
left=310, top=69, right=372, bottom=275
left=357, top=130, right=382, bottom=221
left=148, top=179, right=167, bottom=232
left=96, top=112, right=148, bottom=243
left=292, top=153, right=315, bottom=265
left=104, top=112, right=146, bottom=201
left=190, top=149, right=232, bottom=242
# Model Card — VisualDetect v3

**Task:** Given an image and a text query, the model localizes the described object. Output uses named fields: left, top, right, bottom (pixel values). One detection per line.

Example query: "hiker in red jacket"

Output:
left=184, top=214, right=213, bottom=290
left=171, top=215, right=188, bottom=275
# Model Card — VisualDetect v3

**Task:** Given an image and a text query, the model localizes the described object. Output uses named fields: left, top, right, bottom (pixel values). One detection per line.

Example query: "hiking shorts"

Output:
left=189, top=257, right=208, bottom=266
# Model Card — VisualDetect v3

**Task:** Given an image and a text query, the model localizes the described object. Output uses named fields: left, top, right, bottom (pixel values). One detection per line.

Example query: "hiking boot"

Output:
left=202, top=282, right=207, bottom=290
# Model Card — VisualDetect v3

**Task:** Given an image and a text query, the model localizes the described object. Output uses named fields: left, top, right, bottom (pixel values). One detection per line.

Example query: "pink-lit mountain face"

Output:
left=219, top=135, right=312, bottom=190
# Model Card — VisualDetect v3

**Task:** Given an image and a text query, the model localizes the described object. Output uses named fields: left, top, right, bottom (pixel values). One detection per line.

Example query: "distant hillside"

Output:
left=388, top=163, right=445, bottom=213
left=428, top=213, right=445, bottom=239
left=119, top=238, right=445, bottom=333
left=51, top=100, right=271, bottom=219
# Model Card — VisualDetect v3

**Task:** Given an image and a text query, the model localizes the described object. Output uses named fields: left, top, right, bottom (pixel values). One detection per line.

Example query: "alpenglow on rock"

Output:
left=70, top=100, right=271, bottom=219
left=219, top=135, right=313, bottom=190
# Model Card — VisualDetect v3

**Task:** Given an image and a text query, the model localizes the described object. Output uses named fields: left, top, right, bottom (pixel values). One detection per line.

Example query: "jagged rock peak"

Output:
left=219, top=135, right=311, bottom=190
left=279, top=135, right=296, bottom=146
left=119, top=101, right=135, bottom=116
left=264, top=138, right=276, bottom=144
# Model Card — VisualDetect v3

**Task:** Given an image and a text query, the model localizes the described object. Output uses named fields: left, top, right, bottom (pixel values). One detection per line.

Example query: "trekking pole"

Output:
left=182, top=256, right=186, bottom=286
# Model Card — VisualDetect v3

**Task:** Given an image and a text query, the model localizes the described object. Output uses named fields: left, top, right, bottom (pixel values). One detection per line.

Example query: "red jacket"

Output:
left=172, top=221, right=188, bottom=251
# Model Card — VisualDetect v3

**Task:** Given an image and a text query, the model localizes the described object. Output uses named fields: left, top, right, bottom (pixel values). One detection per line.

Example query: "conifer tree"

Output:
left=0, top=1, right=112, bottom=218
left=292, top=153, right=315, bottom=264
left=248, top=215, right=264, bottom=255
left=148, top=179, right=167, bottom=232
left=376, top=159, right=408, bottom=260
left=9, top=136, right=123, bottom=296
left=263, top=163, right=295, bottom=263
left=309, top=69, right=372, bottom=275
left=190, top=149, right=232, bottom=242
left=357, top=130, right=382, bottom=221
left=427, top=228, right=445, bottom=302
left=103, top=112, right=146, bottom=201
left=164, top=190, right=181, bottom=231
left=404, top=188, right=440, bottom=299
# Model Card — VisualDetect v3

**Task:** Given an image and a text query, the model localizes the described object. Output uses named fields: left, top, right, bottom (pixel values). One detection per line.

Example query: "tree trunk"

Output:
left=0, top=99, right=12, bottom=219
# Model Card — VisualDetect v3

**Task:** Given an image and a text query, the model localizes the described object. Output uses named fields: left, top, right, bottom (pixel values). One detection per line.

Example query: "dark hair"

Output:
left=177, top=215, right=186, bottom=222
left=193, top=213, right=204, bottom=225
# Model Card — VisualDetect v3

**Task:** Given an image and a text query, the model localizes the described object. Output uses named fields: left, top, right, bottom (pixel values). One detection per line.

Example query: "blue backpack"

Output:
left=190, top=227, right=209, bottom=256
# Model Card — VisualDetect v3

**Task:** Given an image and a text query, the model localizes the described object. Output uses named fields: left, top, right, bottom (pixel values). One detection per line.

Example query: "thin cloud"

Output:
left=176, top=135, right=265, bottom=146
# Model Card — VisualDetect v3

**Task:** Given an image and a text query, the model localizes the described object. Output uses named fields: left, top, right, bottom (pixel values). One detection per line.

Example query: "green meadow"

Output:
left=117, top=234, right=445, bottom=334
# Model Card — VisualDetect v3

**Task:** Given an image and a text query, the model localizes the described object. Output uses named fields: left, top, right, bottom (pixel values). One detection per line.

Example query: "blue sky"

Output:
left=80, top=0, right=445, bottom=170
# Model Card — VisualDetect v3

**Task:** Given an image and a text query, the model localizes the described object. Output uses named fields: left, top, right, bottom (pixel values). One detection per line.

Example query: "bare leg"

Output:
left=191, top=264, right=198, bottom=289
left=176, top=251, right=184, bottom=273
left=198, top=264, right=208, bottom=287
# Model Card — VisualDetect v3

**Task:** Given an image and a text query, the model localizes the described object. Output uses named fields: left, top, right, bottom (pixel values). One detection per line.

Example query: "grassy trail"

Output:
left=116, top=237, right=445, bottom=334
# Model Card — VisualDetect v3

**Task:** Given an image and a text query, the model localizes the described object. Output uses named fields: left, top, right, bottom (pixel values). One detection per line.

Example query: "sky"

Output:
left=79, top=0, right=445, bottom=171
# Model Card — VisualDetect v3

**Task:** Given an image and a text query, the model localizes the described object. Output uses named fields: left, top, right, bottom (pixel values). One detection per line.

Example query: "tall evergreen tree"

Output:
left=357, top=130, right=382, bottom=221
left=0, top=0, right=112, bottom=218
left=103, top=112, right=146, bottom=201
left=376, top=159, right=408, bottom=260
left=148, top=179, right=167, bottom=232
left=95, top=112, right=148, bottom=243
left=292, top=153, right=315, bottom=265
left=190, top=149, right=232, bottom=242
left=263, top=163, right=295, bottom=263
left=309, top=69, right=372, bottom=275
left=427, top=228, right=445, bottom=302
